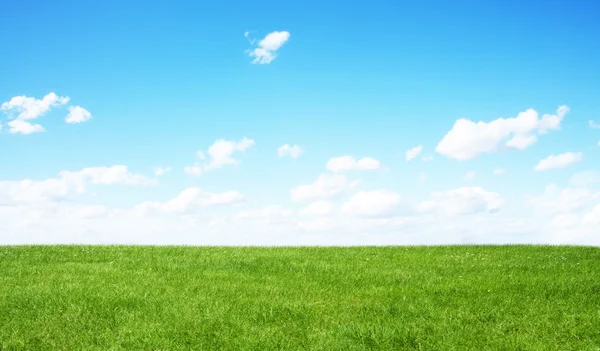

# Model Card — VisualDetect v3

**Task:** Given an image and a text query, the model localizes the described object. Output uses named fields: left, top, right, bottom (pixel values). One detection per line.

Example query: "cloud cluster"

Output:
left=436, top=105, right=569, bottom=160
left=1, top=92, right=92, bottom=134
left=0, top=165, right=155, bottom=206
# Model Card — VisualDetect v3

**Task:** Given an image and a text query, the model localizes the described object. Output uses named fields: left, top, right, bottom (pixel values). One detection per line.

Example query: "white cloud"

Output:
left=135, top=188, right=244, bottom=216
left=436, top=105, right=569, bottom=160
left=341, top=190, right=401, bottom=218
left=1, top=92, right=70, bottom=134
left=1, top=92, right=69, bottom=120
left=422, top=155, right=434, bottom=162
left=0, top=165, right=155, bottom=206
left=326, top=156, right=381, bottom=172
left=185, top=138, right=255, bottom=175
left=417, top=187, right=504, bottom=216
left=277, top=144, right=303, bottom=158
left=493, top=168, right=506, bottom=175
left=418, top=172, right=427, bottom=183
left=247, top=31, right=290, bottom=64
left=589, top=120, right=600, bottom=129
left=290, top=173, right=359, bottom=203
left=534, top=152, right=582, bottom=171
left=154, top=166, right=172, bottom=176
left=65, top=105, right=92, bottom=124
left=299, top=201, right=334, bottom=216
left=6, top=119, right=45, bottom=135
left=465, top=171, right=476, bottom=180
left=405, top=145, right=423, bottom=161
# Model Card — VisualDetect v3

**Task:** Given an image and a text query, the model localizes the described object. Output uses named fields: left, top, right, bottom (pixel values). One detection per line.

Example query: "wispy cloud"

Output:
left=246, top=31, right=290, bottom=64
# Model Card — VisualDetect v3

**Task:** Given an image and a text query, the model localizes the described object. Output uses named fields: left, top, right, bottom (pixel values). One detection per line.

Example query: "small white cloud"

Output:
left=418, top=172, right=427, bottom=183
left=493, top=168, right=506, bottom=175
left=290, top=173, right=359, bottom=203
left=436, top=105, right=569, bottom=160
left=300, top=201, right=334, bottom=216
left=154, top=166, right=172, bottom=176
left=465, top=171, right=476, bottom=180
left=247, top=31, right=290, bottom=64
left=534, top=152, right=582, bottom=171
left=277, top=144, right=303, bottom=158
left=326, top=156, right=381, bottom=172
left=422, top=155, right=434, bottom=162
left=341, top=190, right=401, bottom=218
left=65, top=105, right=92, bottom=124
left=185, top=138, right=255, bottom=176
left=405, top=145, right=423, bottom=161
left=589, top=120, right=600, bottom=129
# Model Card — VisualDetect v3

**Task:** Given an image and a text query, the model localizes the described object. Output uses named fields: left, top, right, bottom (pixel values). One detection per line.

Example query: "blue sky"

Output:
left=1, top=0, right=600, bottom=245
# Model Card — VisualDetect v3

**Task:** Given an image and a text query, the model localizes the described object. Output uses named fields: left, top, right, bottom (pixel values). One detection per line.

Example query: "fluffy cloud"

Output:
left=65, top=105, right=92, bottom=124
left=277, top=144, right=303, bottom=158
left=436, top=105, right=569, bottom=160
left=417, top=187, right=504, bottom=216
left=1, top=92, right=70, bottom=134
left=534, top=152, right=582, bottom=171
left=6, top=119, right=45, bottom=135
left=405, top=145, right=423, bottom=161
left=341, top=190, right=401, bottom=218
left=326, top=156, right=381, bottom=172
left=154, top=166, right=172, bottom=176
left=493, top=168, right=506, bottom=175
left=0, top=165, right=155, bottom=206
left=247, top=31, right=290, bottom=64
left=299, top=201, right=335, bottom=216
left=185, top=138, right=255, bottom=175
left=589, top=120, right=600, bottom=129
left=290, top=173, right=359, bottom=203
left=135, top=188, right=245, bottom=216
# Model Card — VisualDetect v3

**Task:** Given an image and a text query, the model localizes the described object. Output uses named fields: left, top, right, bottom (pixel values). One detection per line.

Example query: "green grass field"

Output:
left=1, top=246, right=599, bottom=350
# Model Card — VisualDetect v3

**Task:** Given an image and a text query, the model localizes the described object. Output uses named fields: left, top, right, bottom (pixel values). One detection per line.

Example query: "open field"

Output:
left=1, top=245, right=599, bottom=350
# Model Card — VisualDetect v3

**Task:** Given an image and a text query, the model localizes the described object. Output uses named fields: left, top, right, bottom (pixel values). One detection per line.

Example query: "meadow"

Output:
left=1, top=245, right=599, bottom=350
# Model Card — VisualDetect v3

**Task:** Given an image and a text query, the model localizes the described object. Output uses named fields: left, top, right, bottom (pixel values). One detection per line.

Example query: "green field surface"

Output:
left=1, top=245, right=599, bottom=350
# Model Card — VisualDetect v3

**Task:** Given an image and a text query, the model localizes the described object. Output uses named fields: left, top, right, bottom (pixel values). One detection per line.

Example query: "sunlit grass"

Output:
left=1, top=245, right=599, bottom=350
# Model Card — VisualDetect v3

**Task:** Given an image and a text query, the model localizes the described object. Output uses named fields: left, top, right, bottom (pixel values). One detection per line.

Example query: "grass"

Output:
left=0, top=245, right=599, bottom=350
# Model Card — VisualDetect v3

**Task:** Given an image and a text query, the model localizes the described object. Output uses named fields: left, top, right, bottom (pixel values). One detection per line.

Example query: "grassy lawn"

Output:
left=1, top=245, right=599, bottom=350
